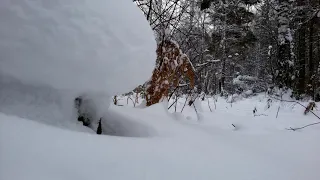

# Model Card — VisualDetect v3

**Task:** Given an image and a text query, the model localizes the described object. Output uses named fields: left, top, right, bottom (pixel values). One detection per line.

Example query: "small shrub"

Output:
left=146, top=39, right=195, bottom=106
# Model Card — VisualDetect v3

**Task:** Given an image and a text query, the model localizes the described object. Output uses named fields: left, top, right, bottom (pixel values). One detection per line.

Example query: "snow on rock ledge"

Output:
left=0, top=0, right=156, bottom=95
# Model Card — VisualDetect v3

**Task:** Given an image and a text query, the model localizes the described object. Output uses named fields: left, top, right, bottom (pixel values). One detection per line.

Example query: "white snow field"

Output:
left=1, top=96, right=320, bottom=180
left=1, top=0, right=320, bottom=180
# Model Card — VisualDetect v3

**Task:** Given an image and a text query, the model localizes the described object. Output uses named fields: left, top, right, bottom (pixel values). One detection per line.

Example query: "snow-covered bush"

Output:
left=0, top=0, right=156, bottom=95
left=232, top=75, right=265, bottom=96
left=0, top=0, right=156, bottom=129
left=226, top=94, right=241, bottom=103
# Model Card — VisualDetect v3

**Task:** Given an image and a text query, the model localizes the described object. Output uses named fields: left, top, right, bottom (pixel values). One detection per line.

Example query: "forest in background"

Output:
left=133, top=0, right=320, bottom=102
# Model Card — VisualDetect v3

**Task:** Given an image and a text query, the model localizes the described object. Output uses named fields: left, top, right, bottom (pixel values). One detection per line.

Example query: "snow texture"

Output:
left=0, top=0, right=156, bottom=95
left=1, top=96, right=320, bottom=180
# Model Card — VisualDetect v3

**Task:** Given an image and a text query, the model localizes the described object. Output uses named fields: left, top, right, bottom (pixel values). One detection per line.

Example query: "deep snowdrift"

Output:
left=0, top=0, right=156, bottom=94
left=0, top=0, right=156, bottom=129
left=1, top=100, right=320, bottom=180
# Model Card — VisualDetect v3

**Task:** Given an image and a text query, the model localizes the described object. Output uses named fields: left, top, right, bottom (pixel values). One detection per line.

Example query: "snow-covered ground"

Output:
left=1, top=94, right=320, bottom=180
left=1, top=1, right=319, bottom=180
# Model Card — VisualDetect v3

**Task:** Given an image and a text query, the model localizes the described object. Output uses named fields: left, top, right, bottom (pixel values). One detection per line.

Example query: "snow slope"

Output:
left=1, top=97, right=320, bottom=180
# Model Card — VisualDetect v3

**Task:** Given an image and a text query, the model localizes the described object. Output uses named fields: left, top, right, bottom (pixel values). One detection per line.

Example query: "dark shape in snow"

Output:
left=97, top=119, right=102, bottom=135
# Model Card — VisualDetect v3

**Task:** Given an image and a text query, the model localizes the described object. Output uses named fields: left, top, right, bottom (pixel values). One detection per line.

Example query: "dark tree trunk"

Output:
left=306, top=20, right=314, bottom=95
left=296, top=25, right=307, bottom=95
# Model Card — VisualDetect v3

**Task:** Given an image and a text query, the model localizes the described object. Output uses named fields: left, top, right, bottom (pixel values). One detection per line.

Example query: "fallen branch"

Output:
left=254, top=114, right=268, bottom=117
left=269, top=95, right=320, bottom=131
left=286, top=121, right=320, bottom=131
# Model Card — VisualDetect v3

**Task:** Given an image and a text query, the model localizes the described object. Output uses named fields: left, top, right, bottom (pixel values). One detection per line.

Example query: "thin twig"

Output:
left=174, top=97, right=178, bottom=112
left=276, top=106, right=280, bottom=118
left=168, top=84, right=182, bottom=102
left=192, top=103, right=200, bottom=121
left=127, top=96, right=136, bottom=107
left=188, top=93, right=200, bottom=106
left=168, top=96, right=178, bottom=110
left=276, top=93, right=284, bottom=118
left=181, top=95, right=189, bottom=113
left=181, top=89, right=194, bottom=113
left=208, top=99, right=212, bottom=112
left=229, top=94, right=234, bottom=108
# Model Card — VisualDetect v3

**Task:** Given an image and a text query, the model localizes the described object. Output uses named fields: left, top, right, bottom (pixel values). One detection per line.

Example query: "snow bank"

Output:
left=0, top=0, right=156, bottom=95
left=0, top=0, right=156, bottom=129
left=1, top=102, right=320, bottom=180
